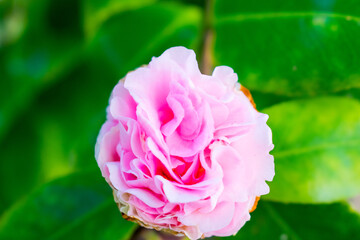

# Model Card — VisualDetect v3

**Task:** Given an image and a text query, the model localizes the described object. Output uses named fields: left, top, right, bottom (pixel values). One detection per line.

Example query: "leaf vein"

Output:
left=274, top=139, right=360, bottom=159
left=215, top=12, right=360, bottom=24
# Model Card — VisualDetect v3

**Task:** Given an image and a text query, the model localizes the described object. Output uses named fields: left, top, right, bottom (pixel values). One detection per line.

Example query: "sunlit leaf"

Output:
left=264, top=97, right=360, bottom=203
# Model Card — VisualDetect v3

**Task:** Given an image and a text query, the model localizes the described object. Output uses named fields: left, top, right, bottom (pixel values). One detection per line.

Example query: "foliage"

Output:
left=0, top=0, right=360, bottom=239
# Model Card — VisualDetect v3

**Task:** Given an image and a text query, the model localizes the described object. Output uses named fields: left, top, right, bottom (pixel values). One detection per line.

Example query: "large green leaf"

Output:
left=213, top=0, right=360, bottom=96
left=0, top=171, right=136, bottom=240
left=218, top=201, right=360, bottom=240
left=263, top=97, right=360, bottom=203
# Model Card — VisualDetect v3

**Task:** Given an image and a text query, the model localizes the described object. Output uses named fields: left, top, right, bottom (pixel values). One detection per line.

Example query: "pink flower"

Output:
left=95, top=47, right=274, bottom=239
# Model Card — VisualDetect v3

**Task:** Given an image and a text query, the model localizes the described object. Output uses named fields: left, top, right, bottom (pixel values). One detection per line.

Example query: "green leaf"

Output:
left=162, top=0, right=205, bottom=8
left=251, top=90, right=292, bottom=110
left=0, top=113, right=43, bottom=213
left=336, top=88, right=360, bottom=101
left=218, top=201, right=360, bottom=240
left=213, top=0, right=360, bottom=96
left=83, top=0, right=157, bottom=38
left=0, top=0, right=26, bottom=45
left=263, top=97, right=360, bottom=203
left=88, top=2, right=203, bottom=78
left=0, top=61, right=115, bottom=213
left=0, top=0, right=84, bottom=141
left=0, top=171, right=136, bottom=240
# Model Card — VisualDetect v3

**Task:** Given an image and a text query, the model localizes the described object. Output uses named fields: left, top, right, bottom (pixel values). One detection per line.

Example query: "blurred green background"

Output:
left=1, top=0, right=360, bottom=239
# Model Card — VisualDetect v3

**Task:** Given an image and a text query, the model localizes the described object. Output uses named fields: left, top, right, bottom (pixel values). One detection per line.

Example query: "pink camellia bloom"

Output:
left=95, top=47, right=274, bottom=239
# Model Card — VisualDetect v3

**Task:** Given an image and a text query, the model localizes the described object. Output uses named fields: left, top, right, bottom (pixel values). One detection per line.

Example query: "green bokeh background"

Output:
left=1, top=0, right=360, bottom=239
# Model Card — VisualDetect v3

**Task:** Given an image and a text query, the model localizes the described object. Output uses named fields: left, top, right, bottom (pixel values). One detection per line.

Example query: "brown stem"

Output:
left=200, top=0, right=214, bottom=75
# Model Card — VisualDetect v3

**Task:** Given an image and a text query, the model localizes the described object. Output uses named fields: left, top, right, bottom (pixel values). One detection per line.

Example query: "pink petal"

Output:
left=179, top=201, right=235, bottom=233
left=153, top=46, right=201, bottom=78
left=126, top=188, right=165, bottom=208
left=211, top=143, right=248, bottom=202
left=96, top=126, right=120, bottom=178
left=106, top=162, right=128, bottom=191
